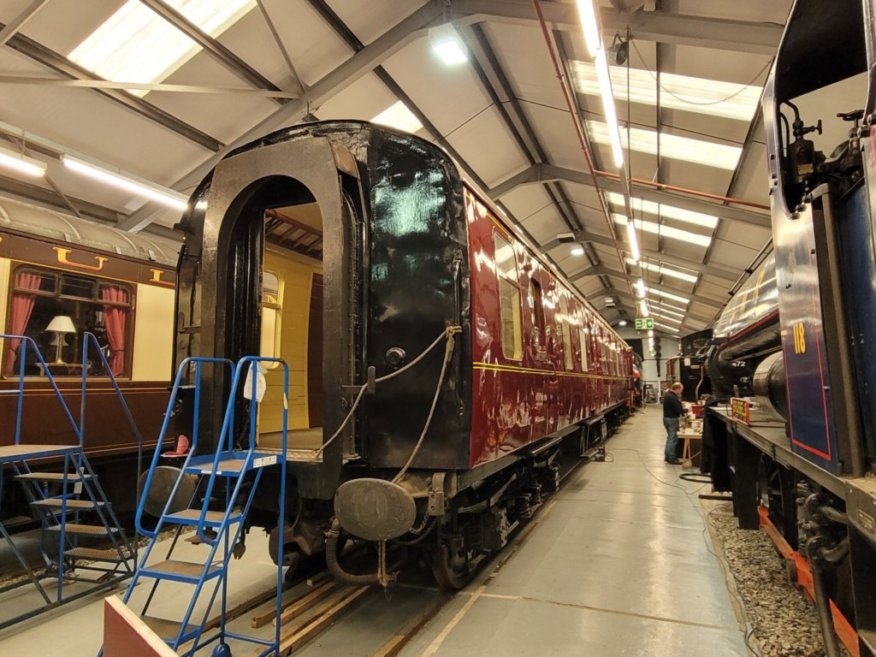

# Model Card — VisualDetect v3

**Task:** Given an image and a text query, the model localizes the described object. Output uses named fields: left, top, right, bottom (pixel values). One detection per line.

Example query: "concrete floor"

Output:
left=297, top=407, right=751, bottom=657
left=0, top=407, right=750, bottom=656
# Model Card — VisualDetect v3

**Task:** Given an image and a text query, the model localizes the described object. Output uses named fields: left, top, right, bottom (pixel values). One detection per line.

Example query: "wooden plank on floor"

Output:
left=371, top=594, right=452, bottom=657
left=273, top=586, right=371, bottom=655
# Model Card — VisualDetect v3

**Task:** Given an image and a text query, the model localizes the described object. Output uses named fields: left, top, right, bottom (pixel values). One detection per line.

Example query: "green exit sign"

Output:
left=635, top=317, right=654, bottom=330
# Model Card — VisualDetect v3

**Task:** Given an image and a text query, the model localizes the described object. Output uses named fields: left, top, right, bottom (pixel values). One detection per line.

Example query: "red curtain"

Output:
left=101, top=286, right=130, bottom=376
left=6, top=272, right=41, bottom=373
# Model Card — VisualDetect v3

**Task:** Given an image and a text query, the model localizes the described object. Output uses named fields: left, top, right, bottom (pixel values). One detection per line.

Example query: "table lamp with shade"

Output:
left=45, top=315, right=76, bottom=364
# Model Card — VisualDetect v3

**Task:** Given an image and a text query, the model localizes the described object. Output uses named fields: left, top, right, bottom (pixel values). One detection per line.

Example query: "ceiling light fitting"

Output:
left=0, top=145, right=46, bottom=178
left=639, top=299, right=650, bottom=317
left=575, top=0, right=623, bottom=169
left=429, top=24, right=468, bottom=65
left=61, top=154, right=188, bottom=210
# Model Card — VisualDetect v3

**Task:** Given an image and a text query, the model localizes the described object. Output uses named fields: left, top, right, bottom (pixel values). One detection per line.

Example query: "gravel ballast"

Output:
left=706, top=502, right=847, bottom=657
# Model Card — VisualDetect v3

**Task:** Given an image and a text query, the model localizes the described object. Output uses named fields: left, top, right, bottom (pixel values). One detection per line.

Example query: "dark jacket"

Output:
left=662, top=390, right=685, bottom=419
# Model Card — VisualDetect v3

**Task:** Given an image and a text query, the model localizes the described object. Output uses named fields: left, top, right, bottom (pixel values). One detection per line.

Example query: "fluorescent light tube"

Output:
left=595, top=50, right=624, bottom=168
left=639, top=299, right=650, bottom=317
left=626, top=221, right=641, bottom=261
left=61, top=154, right=188, bottom=210
left=571, top=245, right=585, bottom=256
left=575, top=0, right=601, bottom=57
left=0, top=146, right=46, bottom=177
left=635, top=279, right=646, bottom=298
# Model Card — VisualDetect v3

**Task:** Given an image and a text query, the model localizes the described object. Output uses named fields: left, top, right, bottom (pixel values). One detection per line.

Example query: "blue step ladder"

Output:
left=118, top=355, right=289, bottom=657
left=0, top=333, right=138, bottom=629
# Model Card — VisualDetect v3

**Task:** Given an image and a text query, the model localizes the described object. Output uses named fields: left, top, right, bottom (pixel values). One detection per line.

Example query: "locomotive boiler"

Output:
left=170, top=121, right=633, bottom=588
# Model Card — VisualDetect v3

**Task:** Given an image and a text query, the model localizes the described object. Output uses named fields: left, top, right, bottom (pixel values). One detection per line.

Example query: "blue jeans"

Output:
left=663, top=417, right=679, bottom=462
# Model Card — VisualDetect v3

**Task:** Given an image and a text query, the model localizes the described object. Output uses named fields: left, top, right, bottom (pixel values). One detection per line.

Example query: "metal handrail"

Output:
left=80, top=332, right=143, bottom=561
left=0, top=334, right=81, bottom=445
left=195, top=356, right=289, bottom=546
left=134, top=356, right=234, bottom=539
left=79, top=332, right=142, bottom=446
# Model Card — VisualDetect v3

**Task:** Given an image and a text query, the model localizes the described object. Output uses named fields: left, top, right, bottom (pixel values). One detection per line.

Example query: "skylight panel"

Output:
left=69, top=0, right=255, bottom=96
left=588, top=121, right=742, bottom=171
left=605, top=191, right=719, bottom=229
left=371, top=101, right=423, bottom=134
left=613, top=214, right=712, bottom=247
left=627, top=258, right=699, bottom=283
left=571, top=60, right=761, bottom=122
left=646, top=287, right=691, bottom=305
left=651, top=312, right=682, bottom=324
left=649, top=302, right=687, bottom=318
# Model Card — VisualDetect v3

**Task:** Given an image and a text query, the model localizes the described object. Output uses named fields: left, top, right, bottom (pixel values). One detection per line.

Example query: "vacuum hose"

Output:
left=325, top=518, right=380, bottom=586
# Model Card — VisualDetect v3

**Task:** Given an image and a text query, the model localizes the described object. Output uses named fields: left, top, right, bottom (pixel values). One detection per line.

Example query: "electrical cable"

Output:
left=630, top=40, right=771, bottom=108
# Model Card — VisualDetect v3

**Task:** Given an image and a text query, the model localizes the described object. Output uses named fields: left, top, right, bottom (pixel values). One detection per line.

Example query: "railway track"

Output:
left=223, top=452, right=590, bottom=657
left=0, top=443, right=593, bottom=655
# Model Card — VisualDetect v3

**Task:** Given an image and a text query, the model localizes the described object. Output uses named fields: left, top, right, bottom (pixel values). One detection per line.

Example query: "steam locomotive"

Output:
left=704, top=1, right=876, bottom=654
left=170, top=121, right=634, bottom=587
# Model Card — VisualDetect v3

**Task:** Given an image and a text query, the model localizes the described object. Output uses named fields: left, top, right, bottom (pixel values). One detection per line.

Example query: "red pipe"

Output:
left=595, top=169, right=770, bottom=211
left=530, top=0, right=631, bottom=297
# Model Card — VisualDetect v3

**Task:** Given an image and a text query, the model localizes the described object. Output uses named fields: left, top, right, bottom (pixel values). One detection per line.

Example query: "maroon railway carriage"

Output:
left=467, top=188, right=633, bottom=465
left=171, top=121, right=633, bottom=588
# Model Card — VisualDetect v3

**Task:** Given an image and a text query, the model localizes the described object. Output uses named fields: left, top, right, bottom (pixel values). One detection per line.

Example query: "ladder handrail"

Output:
left=80, top=332, right=142, bottom=445
left=0, top=333, right=81, bottom=446
left=195, top=356, right=289, bottom=546
left=80, top=332, right=144, bottom=557
left=134, top=356, right=234, bottom=539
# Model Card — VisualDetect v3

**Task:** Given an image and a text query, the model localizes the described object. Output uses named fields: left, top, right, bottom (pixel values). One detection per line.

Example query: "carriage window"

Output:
left=5, top=267, right=134, bottom=377
left=260, top=270, right=283, bottom=368
left=559, top=297, right=573, bottom=370
left=529, top=278, right=545, bottom=347
left=578, top=328, right=589, bottom=371
left=494, top=232, right=522, bottom=360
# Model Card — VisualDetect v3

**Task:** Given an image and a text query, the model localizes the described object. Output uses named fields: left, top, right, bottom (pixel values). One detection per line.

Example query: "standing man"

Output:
left=663, top=382, right=685, bottom=464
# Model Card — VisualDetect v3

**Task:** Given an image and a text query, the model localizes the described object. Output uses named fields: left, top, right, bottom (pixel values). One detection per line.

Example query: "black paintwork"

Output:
left=171, top=121, right=473, bottom=497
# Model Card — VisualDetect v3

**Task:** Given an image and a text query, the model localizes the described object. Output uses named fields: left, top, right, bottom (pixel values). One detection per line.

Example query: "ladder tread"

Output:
left=31, top=498, right=104, bottom=510
left=47, top=523, right=117, bottom=536
left=140, top=559, right=222, bottom=581
left=184, top=451, right=278, bottom=475
left=165, top=509, right=240, bottom=526
left=0, top=444, right=79, bottom=462
left=65, top=547, right=132, bottom=562
left=15, top=472, right=93, bottom=482
left=186, top=458, right=246, bottom=475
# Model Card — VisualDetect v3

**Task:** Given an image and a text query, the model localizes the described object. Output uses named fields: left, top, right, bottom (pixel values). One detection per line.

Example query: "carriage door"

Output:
left=200, top=137, right=364, bottom=499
